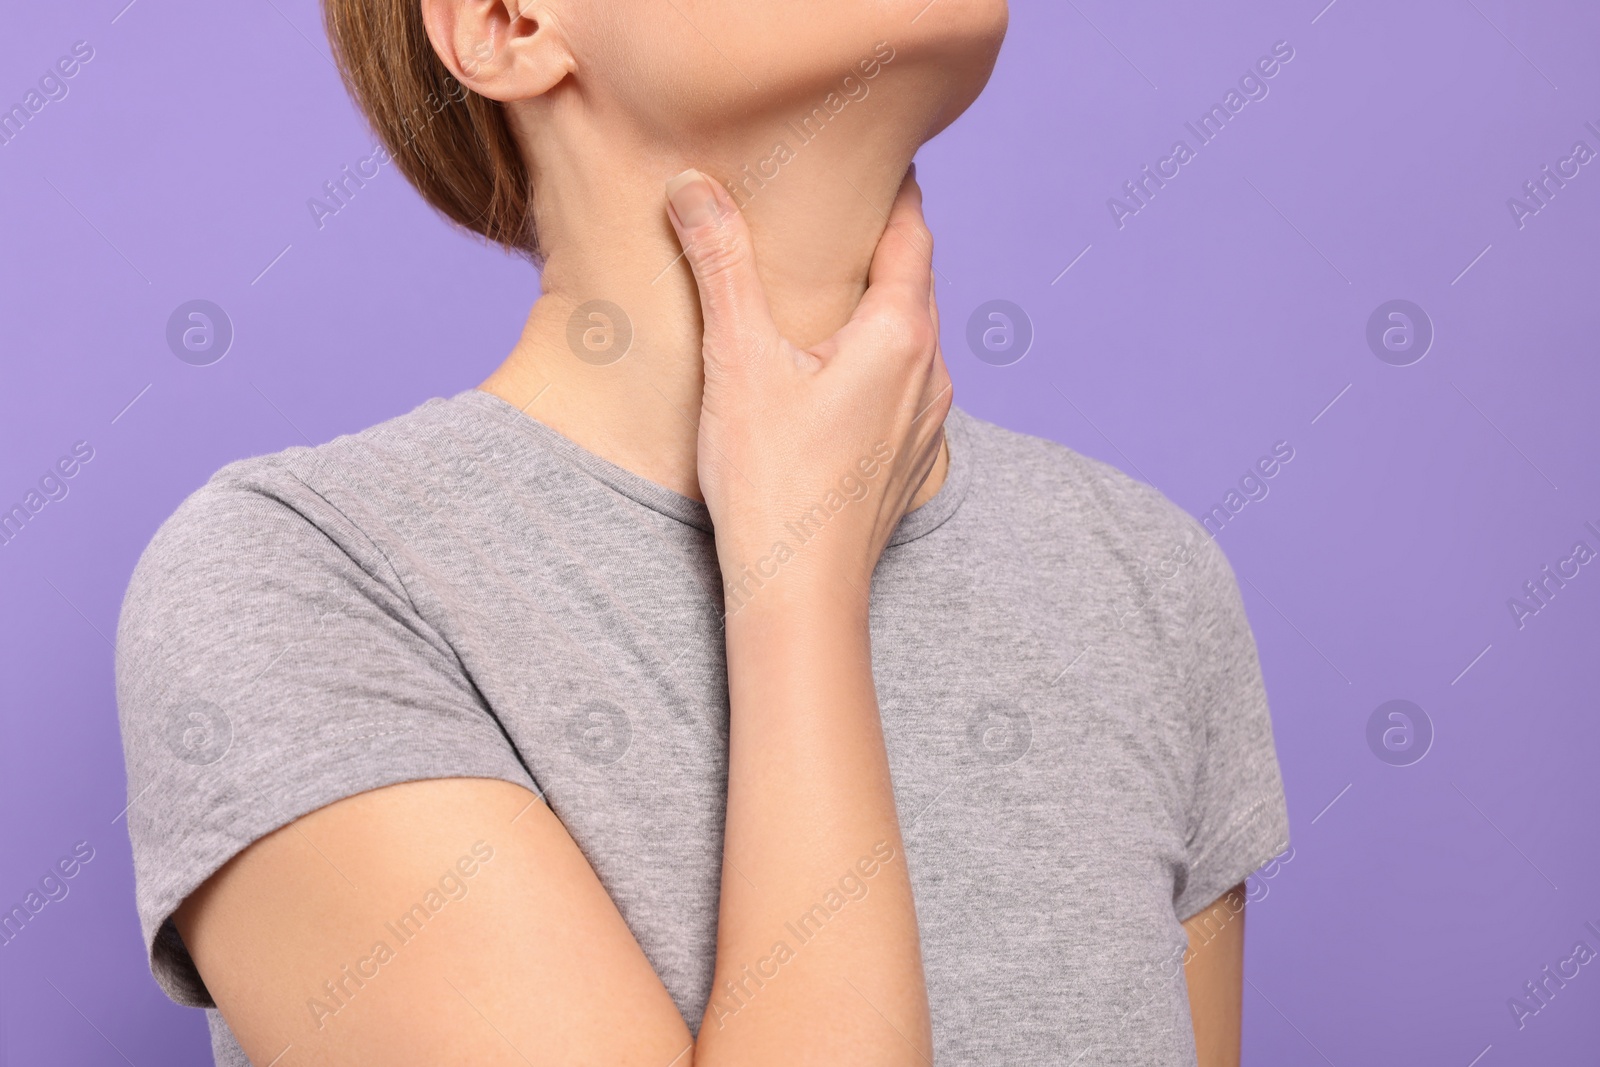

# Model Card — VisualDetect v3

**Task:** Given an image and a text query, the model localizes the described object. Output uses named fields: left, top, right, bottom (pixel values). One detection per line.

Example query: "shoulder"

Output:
left=125, top=394, right=469, bottom=578
left=954, top=407, right=1209, bottom=563
left=948, top=408, right=1250, bottom=651
left=116, top=395, right=473, bottom=671
left=111, top=396, right=539, bottom=1008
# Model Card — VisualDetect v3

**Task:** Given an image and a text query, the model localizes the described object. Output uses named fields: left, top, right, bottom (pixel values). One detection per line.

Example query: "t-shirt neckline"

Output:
left=454, top=388, right=972, bottom=548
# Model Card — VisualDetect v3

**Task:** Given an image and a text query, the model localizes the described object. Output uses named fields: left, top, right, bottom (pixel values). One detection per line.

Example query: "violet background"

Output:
left=3, top=0, right=1598, bottom=1062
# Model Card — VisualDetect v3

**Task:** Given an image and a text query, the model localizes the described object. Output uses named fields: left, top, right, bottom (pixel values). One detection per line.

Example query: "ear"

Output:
left=420, top=0, right=573, bottom=102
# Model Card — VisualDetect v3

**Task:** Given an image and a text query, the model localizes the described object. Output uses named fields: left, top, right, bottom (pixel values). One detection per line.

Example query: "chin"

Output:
left=833, top=0, right=1007, bottom=71
left=781, top=0, right=1008, bottom=132
left=899, top=0, right=1010, bottom=52
left=878, top=0, right=1009, bottom=134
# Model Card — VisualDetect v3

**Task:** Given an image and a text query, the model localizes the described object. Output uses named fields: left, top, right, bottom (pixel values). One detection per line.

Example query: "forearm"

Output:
left=1183, top=884, right=1246, bottom=1067
left=696, top=584, right=931, bottom=1064
left=663, top=164, right=943, bottom=1063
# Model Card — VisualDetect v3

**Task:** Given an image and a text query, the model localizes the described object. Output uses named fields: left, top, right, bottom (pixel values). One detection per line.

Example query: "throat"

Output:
left=481, top=141, right=920, bottom=504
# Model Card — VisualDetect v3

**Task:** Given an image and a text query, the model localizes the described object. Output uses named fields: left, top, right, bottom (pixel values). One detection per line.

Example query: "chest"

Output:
left=401, top=512, right=1201, bottom=1032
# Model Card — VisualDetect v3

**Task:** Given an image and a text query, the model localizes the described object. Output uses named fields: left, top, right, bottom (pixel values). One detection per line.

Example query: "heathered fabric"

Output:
left=116, top=390, right=1290, bottom=1067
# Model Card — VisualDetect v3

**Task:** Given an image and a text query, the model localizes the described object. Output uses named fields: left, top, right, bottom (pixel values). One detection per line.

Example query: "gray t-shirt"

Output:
left=116, top=390, right=1289, bottom=1066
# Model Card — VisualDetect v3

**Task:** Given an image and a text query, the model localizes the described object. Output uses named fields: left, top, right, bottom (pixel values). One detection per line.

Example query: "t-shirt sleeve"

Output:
left=1171, top=529, right=1291, bottom=921
left=115, top=467, right=536, bottom=1007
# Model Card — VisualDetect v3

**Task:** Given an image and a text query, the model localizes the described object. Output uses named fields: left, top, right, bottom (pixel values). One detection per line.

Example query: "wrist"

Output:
left=717, top=539, right=872, bottom=624
left=722, top=587, right=874, bottom=700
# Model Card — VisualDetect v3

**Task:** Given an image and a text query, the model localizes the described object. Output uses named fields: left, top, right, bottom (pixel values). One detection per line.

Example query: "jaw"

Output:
left=512, top=0, right=1008, bottom=287
left=550, top=0, right=1009, bottom=151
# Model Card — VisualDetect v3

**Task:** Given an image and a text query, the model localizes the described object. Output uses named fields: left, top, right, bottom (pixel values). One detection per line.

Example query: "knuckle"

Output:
left=894, top=219, right=934, bottom=264
left=686, top=221, right=751, bottom=280
left=865, top=314, right=911, bottom=360
left=868, top=300, right=936, bottom=358
left=898, top=311, right=938, bottom=358
left=924, top=385, right=955, bottom=432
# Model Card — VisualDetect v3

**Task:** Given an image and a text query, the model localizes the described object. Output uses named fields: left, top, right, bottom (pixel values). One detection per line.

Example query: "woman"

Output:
left=115, top=0, right=1289, bottom=1063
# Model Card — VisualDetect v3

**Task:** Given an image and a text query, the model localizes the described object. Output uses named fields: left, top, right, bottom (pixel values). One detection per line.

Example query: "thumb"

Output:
left=665, top=169, right=778, bottom=365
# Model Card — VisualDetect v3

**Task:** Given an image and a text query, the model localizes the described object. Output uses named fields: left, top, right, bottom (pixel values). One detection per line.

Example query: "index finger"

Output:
left=864, top=168, right=935, bottom=303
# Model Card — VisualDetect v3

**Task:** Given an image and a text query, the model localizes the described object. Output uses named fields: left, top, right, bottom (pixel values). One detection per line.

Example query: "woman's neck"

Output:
left=479, top=103, right=943, bottom=505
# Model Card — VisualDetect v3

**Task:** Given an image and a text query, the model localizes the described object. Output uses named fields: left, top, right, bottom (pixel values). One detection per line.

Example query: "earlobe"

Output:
left=419, top=0, right=572, bottom=103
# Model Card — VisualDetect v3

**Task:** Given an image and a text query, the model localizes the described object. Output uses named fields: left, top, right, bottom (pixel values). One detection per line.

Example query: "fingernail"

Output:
left=666, top=169, right=717, bottom=229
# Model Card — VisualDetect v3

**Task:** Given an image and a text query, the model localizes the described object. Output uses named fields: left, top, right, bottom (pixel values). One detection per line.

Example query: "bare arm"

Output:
left=661, top=166, right=945, bottom=1063
left=1182, top=883, right=1247, bottom=1067
left=176, top=778, right=695, bottom=1066
left=175, top=171, right=947, bottom=1066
